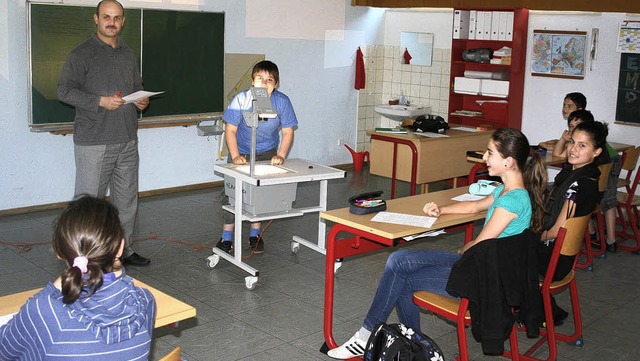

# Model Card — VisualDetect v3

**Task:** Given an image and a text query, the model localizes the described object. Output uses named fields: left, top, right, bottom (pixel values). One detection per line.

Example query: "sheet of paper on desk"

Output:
left=403, top=229, right=447, bottom=241
left=0, top=312, right=16, bottom=326
left=452, top=193, right=486, bottom=201
left=122, top=90, right=164, bottom=104
left=371, top=212, right=437, bottom=228
left=413, top=132, right=449, bottom=138
left=451, top=126, right=481, bottom=132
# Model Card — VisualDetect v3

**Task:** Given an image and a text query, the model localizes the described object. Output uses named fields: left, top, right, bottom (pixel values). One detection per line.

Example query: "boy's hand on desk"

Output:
left=423, top=202, right=440, bottom=217
left=271, top=155, right=284, bottom=165
left=232, top=155, right=247, bottom=164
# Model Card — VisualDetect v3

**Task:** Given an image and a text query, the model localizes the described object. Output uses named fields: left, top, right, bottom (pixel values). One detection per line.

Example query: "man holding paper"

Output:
left=58, top=0, right=150, bottom=266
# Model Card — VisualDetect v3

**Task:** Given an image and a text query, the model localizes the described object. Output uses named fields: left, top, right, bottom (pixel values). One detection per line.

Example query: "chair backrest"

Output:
left=597, top=162, right=613, bottom=193
left=621, top=146, right=640, bottom=172
left=559, top=214, right=591, bottom=257
left=158, top=346, right=182, bottom=361
left=626, top=163, right=640, bottom=202
left=468, top=162, right=489, bottom=184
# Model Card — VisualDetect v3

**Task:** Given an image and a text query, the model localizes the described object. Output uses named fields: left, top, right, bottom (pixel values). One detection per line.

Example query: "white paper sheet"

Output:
left=234, top=164, right=291, bottom=176
left=413, top=132, right=449, bottom=138
left=371, top=211, right=437, bottom=228
left=451, top=126, right=482, bottom=132
left=122, top=91, right=164, bottom=104
left=403, top=229, right=447, bottom=241
left=452, top=193, right=486, bottom=201
left=0, top=312, right=16, bottom=327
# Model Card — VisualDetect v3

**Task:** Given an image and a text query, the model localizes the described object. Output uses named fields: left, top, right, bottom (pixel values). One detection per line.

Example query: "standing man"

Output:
left=58, top=0, right=150, bottom=266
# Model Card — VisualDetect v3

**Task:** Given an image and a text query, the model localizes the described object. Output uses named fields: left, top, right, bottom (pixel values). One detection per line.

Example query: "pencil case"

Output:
left=348, top=190, right=387, bottom=215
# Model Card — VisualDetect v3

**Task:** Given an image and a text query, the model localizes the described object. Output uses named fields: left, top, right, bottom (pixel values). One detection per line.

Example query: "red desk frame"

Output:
left=319, top=187, right=486, bottom=358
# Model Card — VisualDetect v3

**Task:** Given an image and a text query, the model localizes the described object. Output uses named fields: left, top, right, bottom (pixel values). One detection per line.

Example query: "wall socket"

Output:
left=337, top=138, right=344, bottom=146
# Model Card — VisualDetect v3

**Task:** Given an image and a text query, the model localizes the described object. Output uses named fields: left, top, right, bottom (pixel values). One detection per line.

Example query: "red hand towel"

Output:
left=355, top=47, right=366, bottom=90
left=403, top=48, right=412, bottom=65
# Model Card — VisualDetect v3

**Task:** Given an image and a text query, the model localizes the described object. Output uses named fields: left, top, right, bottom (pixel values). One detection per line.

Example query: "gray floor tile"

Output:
left=3, top=169, right=640, bottom=360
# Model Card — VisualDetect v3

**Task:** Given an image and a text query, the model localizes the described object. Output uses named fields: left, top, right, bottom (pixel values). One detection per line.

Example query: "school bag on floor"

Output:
left=363, top=322, right=445, bottom=361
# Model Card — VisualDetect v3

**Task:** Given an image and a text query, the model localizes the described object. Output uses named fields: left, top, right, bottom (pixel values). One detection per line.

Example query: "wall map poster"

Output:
left=531, top=30, right=587, bottom=79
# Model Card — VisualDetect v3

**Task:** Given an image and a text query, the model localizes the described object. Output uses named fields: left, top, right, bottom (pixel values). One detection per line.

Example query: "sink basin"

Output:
left=374, top=104, right=430, bottom=121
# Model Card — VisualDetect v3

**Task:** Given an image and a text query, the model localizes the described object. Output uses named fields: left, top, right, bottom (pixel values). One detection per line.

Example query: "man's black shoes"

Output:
left=122, top=252, right=151, bottom=266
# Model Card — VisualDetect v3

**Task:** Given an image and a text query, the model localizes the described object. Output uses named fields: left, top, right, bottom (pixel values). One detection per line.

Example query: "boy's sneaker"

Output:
left=216, top=238, right=232, bottom=254
left=249, top=236, right=264, bottom=254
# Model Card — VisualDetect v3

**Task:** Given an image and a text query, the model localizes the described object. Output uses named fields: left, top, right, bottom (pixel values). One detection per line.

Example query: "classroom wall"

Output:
left=2, top=2, right=639, bottom=212
left=383, top=9, right=640, bottom=146
left=0, top=1, right=385, bottom=211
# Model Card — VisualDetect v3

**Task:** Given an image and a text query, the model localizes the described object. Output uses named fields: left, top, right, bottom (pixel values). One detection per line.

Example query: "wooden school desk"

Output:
left=0, top=278, right=196, bottom=329
left=319, top=187, right=487, bottom=354
left=369, top=128, right=491, bottom=198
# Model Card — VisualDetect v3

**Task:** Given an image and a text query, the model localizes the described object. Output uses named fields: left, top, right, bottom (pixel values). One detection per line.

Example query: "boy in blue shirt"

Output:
left=217, top=60, right=298, bottom=254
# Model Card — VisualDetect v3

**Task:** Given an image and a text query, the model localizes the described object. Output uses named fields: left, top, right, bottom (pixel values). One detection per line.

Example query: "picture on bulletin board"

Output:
left=531, top=30, right=587, bottom=79
left=617, top=20, right=640, bottom=53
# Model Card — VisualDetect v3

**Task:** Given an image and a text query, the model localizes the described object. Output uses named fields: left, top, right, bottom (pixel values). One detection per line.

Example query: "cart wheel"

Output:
left=207, top=254, right=220, bottom=268
left=245, top=276, right=258, bottom=290
left=291, top=241, right=300, bottom=254
left=334, top=260, right=342, bottom=273
left=586, top=264, right=594, bottom=272
left=574, top=336, right=584, bottom=347
left=597, top=253, right=607, bottom=260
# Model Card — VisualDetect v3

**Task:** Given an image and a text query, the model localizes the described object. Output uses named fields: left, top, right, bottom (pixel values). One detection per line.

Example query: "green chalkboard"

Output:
left=616, top=53, right=640, bottom=124
left=29, top=3, right=224, bottom=126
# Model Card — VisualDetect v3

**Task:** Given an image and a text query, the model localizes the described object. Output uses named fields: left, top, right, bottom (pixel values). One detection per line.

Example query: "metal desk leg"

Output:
left=207, top=177, right=259, bottom=289
left=292, top=179, right=329, bottom=254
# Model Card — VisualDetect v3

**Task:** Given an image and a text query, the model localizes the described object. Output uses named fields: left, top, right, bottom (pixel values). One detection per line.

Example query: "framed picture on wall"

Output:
left=531, top=30, right=587, bottom=79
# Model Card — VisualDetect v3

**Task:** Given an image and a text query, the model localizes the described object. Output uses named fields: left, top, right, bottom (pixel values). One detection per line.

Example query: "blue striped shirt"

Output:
left=0, top=272, right=156, bottom=360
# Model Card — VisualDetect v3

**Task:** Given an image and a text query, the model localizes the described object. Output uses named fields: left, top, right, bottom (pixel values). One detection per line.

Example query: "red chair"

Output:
left=413, top=215, right=590, bottom=361
left=576, top=162, right=612, bottom=269
left=616, top=160, right=640, bottom=253
left=519, top=214, right=590, bottom=361
left=616, top=146, right=640, bottom=192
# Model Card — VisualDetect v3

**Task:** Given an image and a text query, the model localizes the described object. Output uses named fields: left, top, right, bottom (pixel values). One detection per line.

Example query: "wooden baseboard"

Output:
left=0, top=163, right=356, bottom=216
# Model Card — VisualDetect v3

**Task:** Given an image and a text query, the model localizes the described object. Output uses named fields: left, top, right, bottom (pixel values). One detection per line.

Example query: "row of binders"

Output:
left=453, top=10, right=514, bottom=41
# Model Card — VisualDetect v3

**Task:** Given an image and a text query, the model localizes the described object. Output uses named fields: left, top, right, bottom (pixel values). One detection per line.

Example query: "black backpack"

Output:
left=411, top=115, right=450, bottom=134
left=363, top=323, right=445, bottom=361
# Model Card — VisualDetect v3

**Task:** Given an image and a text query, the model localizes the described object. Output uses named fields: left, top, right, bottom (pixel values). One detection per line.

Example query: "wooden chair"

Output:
left=576, top=162, right=612, bottom=269
left=519, top=214, right=590, bottom=361
left=158, top=346, right=182, bottom=361
left=616, top=161, right=640, bottom=253
left=616, top=146, right=640, bottom=192
left=412, top=290, right=520, bottom=361
left=413, top=215, right=590, bottom=361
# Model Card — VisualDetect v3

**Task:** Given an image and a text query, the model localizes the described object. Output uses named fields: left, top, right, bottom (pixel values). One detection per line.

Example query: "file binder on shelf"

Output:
left=468, top=10, right=477, bottom=40
left=453, top=9, right=470, bottom=39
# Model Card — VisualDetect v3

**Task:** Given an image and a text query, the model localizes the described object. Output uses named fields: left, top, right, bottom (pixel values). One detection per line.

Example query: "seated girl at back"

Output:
left=327, top=128, right=548, bottom=359
left=0, top=196, right=156, bottom=360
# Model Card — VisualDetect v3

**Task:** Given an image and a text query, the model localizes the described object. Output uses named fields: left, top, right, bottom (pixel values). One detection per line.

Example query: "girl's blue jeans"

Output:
left=362, top=249, right=461, bottom=332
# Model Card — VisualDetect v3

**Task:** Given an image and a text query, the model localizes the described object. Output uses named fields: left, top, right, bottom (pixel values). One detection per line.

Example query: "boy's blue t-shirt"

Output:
left=223, top=89, right=298, bottom=155
left=484, top=185, right=532, bottom=238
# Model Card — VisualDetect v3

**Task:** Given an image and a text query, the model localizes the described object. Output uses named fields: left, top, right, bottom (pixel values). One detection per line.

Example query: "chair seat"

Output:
left=617, top=192, right=640, bottom=206
left=617, top=178, right=630, bottom=189
left=413, top=290, right=471, bottom=319
left=548, top=270, right=575, bottom=290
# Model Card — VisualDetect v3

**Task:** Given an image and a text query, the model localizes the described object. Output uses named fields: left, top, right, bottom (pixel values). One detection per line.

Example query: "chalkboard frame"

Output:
left=27, top=2, right=224, bottom=131
left=616, top=52, right=640, bottom=126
